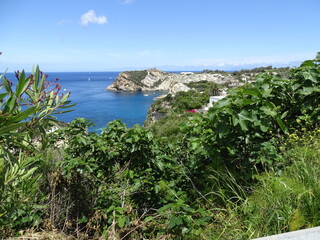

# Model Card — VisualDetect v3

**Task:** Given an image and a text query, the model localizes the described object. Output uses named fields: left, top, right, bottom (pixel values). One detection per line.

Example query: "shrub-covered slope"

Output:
left=1, top=54, right=319, bottom=239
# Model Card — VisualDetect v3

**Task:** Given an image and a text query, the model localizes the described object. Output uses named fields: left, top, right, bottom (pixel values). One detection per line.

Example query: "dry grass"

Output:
left=4, top=231, right=75, bottom=240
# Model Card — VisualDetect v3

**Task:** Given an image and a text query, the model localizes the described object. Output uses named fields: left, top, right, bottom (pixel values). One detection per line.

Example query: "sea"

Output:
left=3, top=72, right=166, bottom=133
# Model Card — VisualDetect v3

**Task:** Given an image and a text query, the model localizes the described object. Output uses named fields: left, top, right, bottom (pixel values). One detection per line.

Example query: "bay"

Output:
left=3, top=72, right=164, bottom=132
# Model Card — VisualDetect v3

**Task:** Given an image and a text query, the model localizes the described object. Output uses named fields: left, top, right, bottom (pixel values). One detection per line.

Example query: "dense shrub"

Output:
left=182, top=56, right=320, bottom=173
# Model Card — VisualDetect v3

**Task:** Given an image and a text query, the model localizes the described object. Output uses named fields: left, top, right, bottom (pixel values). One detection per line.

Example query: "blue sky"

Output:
left=1, top=0, right=319, bottom=72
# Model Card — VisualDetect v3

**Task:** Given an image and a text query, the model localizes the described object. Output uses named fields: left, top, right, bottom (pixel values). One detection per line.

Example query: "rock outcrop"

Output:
left=106, top=68, right=245, bottom=94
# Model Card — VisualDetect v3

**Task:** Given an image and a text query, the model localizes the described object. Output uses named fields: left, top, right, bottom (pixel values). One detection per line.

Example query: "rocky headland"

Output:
left=106, top=68, right=251, bottom=94
left=106, top=67, right=289, bottom=126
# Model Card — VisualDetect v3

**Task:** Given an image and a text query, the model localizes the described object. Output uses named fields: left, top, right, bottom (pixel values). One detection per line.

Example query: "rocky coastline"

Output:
left=106, top=68, right=249, bottom=94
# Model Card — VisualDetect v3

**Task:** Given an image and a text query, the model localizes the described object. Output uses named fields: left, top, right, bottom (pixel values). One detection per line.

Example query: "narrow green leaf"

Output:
left=3, top=78, right=13, bottom=93
left=21, top=167, right=38, bottom=180
left=0, top=157, right=4, bottom=175
left=7, top=106, right=36, bottom=123
left=275, top=115, right=288, bottom=134
left=0, top=92, right=7, bottom=101
left=34, top=65, right=40, bottom=90
left=15, top=70, right=27, bottom=97
left=0, top=122, right=26, bottom=135
left=3, top=95, right=17, bottom=114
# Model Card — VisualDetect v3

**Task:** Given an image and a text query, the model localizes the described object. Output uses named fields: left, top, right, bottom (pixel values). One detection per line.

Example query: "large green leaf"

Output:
left=300, top=60, right=316, bottom=68
left=237, top=110, right=253, bottom=132
left=298, top=87, right=316, bottom=96
left=260, top=118, right=270, bottom=132
left=234, top=98, right=258, bottom=106
left=243, top=88, right=262, bottom=98
left=117, top=216, right=126, bottom=228
left=260, top=106, right=277, bottom=117
left=302, top=71, right=317, bottom=82
left=211, top=98, right=230, bottom=110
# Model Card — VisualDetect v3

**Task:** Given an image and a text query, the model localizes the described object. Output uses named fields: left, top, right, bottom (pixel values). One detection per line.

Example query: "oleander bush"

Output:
left=0, top=67, right=73, bottom=237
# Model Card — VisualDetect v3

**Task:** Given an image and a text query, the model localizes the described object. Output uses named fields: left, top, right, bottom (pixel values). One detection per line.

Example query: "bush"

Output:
left=0, top=67, right=73, bottom=237
left=182, top=55, right=320, bottom=174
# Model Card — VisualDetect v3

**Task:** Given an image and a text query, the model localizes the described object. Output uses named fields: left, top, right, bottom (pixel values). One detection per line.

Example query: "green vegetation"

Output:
left=242, top=130, right=320, bottom=238
left=144, top=89, right=212, bottom=131
left=0, top=67, right=74, bottom=236
left=123, top=70, right=147, bottom=87
left=1, top=54, right=320, bottom=239
left=146, top=112, right=196, bottom=140
left=148, top=89, right=211, bottom=115
left=185, top=80, right=222, bottom=94
left=202, top=66, right=291, bottom=84
left=203, top=66, right=290, bottom=75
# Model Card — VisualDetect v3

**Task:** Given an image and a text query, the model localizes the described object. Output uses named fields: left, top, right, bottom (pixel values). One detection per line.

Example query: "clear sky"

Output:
left=1, top=0, right=319, bottom=72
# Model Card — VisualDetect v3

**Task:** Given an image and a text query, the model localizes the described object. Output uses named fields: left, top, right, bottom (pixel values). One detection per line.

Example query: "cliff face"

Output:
left=106, top=68, right=245, bottom=94
left=106, top=69, right=167, bottom=92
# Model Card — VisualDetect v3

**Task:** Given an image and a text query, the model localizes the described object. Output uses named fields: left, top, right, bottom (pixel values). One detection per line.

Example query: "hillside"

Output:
left=106, top=68, right=243, bottom=93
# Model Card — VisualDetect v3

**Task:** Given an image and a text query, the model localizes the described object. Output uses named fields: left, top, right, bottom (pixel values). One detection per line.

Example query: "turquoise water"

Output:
left=3, top=72, right=164, bottom=132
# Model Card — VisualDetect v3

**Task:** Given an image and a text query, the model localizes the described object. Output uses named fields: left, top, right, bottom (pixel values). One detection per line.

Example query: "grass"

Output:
left=196, top=130, right=320, bottom=239
left=240, top=130, right=320, bottom=238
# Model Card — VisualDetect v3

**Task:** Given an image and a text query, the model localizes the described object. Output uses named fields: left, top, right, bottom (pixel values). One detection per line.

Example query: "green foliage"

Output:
left=38, top=118, right=216, bottom=238
left=242, top=130, right=320, bottom=238
left=151, top=90, right=210, bottom=115
left=124, top=70, right=148, bottom=88
left=171, top=90, right=208, bottom=112
left=182, top=56, right=320, bottom=172
left=0, top=152, right=43, bottom=236
left=147, top=112, right=195, bottom=140
left=0, top=66, right=74, bottom=150
left=186, top=80, right=222, bottom=95
left=0, top=67, right=73, bottom=237
left=2, top=54, right=320, bottom=239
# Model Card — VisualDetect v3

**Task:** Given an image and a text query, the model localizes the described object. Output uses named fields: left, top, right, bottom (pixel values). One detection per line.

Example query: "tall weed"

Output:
left=242, top=130, right=320, bottom=238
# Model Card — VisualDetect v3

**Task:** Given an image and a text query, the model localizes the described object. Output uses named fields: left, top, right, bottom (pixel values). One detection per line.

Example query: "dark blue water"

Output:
left=3, top=72, right=164, bottom=132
